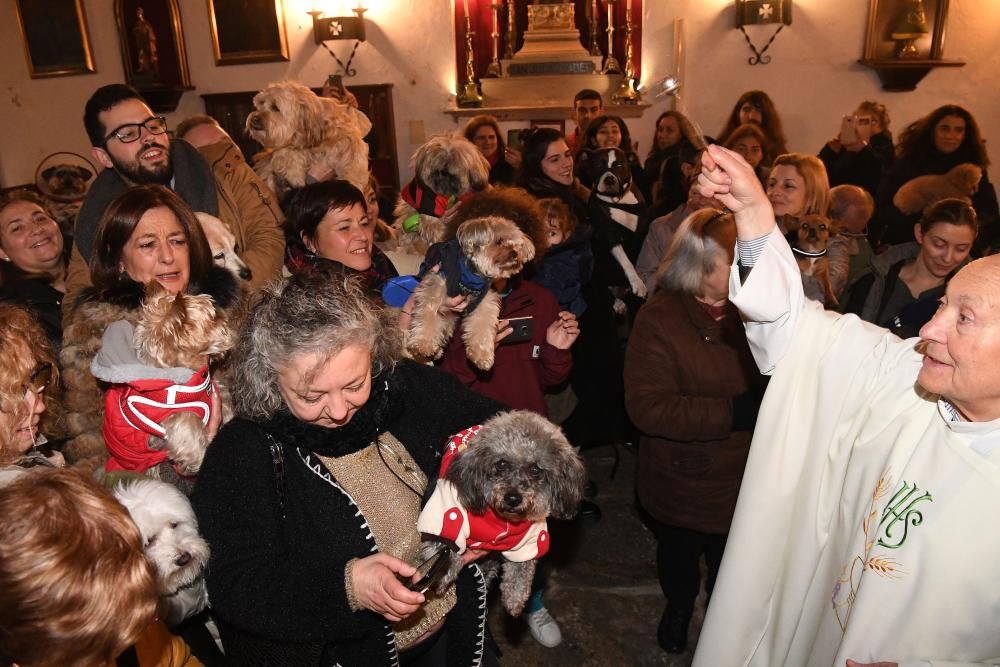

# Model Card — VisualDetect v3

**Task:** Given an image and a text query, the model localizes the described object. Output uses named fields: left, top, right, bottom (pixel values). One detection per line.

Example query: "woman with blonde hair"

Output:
left=626, top=209, right=764, bottom=655
left=0, top=468, right=201, bottom=666
left=767, top=153, right=831, bottom=234
left=0, top=303, right=64, bottom=485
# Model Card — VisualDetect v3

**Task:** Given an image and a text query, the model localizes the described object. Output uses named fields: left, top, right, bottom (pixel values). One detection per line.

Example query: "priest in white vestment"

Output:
left=691, top=144, right=1000, bottom=667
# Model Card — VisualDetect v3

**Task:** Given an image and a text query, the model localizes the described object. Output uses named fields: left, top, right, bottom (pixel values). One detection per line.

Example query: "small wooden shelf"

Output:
left=859, top=58, right=965, bottom=92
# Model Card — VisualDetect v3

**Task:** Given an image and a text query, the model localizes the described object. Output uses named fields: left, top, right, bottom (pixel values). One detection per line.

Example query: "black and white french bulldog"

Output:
left=580, top=147, right=647, bottom=300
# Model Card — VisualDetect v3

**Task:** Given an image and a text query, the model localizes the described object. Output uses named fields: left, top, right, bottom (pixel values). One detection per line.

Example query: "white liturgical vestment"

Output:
left=692, top=228, right=1000, bottom=667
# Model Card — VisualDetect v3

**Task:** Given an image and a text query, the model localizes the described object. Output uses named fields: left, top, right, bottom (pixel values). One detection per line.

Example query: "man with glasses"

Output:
left=65, top=84, right=284, bottom=302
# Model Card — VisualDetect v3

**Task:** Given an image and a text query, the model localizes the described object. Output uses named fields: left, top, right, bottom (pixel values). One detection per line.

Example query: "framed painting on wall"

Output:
left=114, top=0, right=193, bottom=111
left=207, top=0, right=289, bottom=66
left=13, top=0, right=95, bottom=78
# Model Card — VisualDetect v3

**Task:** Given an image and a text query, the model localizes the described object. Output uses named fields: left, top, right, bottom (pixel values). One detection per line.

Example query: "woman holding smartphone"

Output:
left=818, top=102, right=892, bottom=198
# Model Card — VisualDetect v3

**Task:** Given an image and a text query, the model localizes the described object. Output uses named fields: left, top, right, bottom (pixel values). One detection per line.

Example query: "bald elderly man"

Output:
left=692, top=144, right=1000, bottom=667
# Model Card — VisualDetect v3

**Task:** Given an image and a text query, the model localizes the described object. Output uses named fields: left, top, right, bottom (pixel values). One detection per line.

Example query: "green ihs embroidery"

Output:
left=876, top=481, right=933, bottom=549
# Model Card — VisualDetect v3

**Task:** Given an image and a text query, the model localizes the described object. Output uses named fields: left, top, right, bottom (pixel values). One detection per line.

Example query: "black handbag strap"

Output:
left=264, top=432, right=286, bottom=519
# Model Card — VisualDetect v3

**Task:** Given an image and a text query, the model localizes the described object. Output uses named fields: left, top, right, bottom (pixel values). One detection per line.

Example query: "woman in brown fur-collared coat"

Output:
left=624, top=209, right=764, bottom=656
left=60, top=185, right=242, bottom=473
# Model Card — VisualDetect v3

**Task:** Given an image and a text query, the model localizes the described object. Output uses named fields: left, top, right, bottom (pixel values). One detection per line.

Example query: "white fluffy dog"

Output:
left=246, top=80, right=372, bottom=197
left=114, top=478, right=210, bottom=626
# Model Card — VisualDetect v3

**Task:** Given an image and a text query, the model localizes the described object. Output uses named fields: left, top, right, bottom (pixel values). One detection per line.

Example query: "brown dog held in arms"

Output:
left=794, top=214, right=840, bottom=307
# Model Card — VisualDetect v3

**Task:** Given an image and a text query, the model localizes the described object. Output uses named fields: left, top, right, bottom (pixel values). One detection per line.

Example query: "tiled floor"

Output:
left=488, top=445, right=707, bottom=666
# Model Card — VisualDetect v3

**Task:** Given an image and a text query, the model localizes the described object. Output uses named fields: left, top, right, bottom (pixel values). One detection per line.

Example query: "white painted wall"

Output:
left=2, top=0, right=998, bottom=188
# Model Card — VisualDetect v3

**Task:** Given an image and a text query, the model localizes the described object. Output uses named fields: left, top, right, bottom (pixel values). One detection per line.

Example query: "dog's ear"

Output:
left=143, top=281, right=169, bottom=302
left=444, top=444, right=493, bottom=515
left=515, top=229, right=536, bottom=263
left=76, top=166, right=94, bottom=180
left=547, top=439, right=587, bottom=520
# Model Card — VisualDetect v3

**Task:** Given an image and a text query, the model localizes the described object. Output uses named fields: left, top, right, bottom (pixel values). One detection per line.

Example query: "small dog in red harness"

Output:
left=416, top=410, right=586, bottom=615
left=93, top=285, right=233, bottom=486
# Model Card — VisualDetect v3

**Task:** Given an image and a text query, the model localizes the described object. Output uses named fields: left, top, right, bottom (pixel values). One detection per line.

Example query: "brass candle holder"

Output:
left=457, top=14, right=483, bottom=108
left=504, top=0, right=515, bottom=59
left=485, top=1, right=502, bottom=77
left=588, top=0, right=601, bottom=57
left=601, top=0, right=622, bottom=74
left=612, top=0, right=640, bottom=104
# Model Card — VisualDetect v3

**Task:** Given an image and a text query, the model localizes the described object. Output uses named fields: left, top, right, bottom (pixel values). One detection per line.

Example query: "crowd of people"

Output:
left=0, top=77, right=997, bottom=667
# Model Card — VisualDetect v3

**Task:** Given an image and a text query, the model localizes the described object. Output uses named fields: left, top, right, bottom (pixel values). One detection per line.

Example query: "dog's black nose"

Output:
left=503, top=491, right=522, bottom=508
left=174, top=552, right=192, bottom=567
left=239, top=266, right=253, bottom=281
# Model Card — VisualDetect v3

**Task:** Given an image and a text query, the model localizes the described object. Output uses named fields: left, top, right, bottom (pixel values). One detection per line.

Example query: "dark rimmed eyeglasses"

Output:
left=24, top=362, right=53, bottom=396
left=103, top=116, right=168, bottom=145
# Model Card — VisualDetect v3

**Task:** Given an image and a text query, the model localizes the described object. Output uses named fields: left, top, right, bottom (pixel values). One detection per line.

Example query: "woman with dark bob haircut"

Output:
left=283, top=179, right=398, bottom=291
left=875, top=104, right=998, bottom=250
left=192, top=270, right=503, bottom=666
left=60, top=185, right=240, bottom=470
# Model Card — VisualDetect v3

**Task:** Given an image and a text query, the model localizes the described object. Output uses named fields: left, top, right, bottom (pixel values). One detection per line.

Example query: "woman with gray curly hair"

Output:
left=191, top=268, right=502, bottom=666
left=624, top=209, right=765, bottom=655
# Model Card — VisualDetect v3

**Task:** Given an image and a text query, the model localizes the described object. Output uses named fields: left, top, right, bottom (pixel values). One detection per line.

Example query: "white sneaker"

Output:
left=525, top=606, right=563, bottom=648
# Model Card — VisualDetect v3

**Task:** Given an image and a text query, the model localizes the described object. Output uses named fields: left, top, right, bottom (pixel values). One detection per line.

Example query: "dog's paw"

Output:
left=465, top=341, right=496, bottom=371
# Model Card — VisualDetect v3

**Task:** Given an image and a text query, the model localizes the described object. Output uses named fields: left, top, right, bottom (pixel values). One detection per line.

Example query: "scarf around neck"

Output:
left=262, top=368, right=403, bottom=458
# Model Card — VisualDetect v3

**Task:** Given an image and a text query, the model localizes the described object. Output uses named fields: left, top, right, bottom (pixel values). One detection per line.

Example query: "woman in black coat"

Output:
left=874, top=104, right=998, bottom=251
left=192, top=271, right=502, bottom=666
left=0, top=191, right=70, bottom=348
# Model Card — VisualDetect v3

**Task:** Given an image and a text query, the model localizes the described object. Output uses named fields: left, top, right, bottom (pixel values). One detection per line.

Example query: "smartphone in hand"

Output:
left=500, top=316, right=534, bottom=345
left=840, top=115, right=858, bottom=145
left=325, top=74, right=347, bottom=99
left=406, top=548, right=451, bottom=594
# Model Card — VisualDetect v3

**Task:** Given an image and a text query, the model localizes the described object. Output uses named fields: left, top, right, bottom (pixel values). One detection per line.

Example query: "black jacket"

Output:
left=192, top=361, right=502, bottom=666
left=874, top=146, right=999, bottom=249
left=0, top=274, right=63, bottom=348
left=818, top=133, right=893, bottom=199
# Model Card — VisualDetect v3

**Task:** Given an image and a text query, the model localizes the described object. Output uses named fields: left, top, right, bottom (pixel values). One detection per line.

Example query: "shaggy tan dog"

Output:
left=131, top=285, right=234, bottom=475
left=393, top=134, right=490, bottom=256
left=246, top=81, right=372, bottom=198
left=894, top=163, right=982, bottom=215
left=406, top=216, right=535, bottom=371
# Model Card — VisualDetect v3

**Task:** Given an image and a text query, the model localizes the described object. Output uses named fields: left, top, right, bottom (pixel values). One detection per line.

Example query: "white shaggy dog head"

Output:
left=114, top=478, right=210, bottom=626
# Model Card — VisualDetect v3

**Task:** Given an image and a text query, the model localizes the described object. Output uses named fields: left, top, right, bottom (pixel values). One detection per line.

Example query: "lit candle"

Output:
left=463, top=0, right=470, bottom=16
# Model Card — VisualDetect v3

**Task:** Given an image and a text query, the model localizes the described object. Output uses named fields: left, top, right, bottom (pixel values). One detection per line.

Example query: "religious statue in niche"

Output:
left=132, top=7, right=160, bottom=78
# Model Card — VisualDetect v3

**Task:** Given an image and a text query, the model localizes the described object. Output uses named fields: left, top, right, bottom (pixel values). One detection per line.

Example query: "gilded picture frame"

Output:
left=207, top=0, right=290, bottom=66
left=13, top=0, right=96, bottom=79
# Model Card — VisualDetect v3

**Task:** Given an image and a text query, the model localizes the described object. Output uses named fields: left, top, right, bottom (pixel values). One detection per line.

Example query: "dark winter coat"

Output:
left=488, top=156, right=516, bottom=186
left=437, top=278, right=571, bottom=416
left=841, top=242, right=962, bottom=339
left=874, top=147, right=999, bottom=249
left=59, top=266, right=241, bottom=470
left=533, top=229, right=591, bottom=317
left=818, top=139, right=889, bottom=199
left=624, top=292, right=764, bottom=535
left=0, top=273, right=64, bottom=348
left=192, top=361, right=502, bottom=666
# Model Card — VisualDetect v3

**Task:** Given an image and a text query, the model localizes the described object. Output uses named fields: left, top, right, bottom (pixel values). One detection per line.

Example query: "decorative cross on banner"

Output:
left=759, top=3, right=774, bottom=19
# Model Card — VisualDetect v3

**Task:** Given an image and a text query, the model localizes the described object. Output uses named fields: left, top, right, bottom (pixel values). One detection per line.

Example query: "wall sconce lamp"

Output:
left=309, top=4, right=367, bottom=43
left=308, top=2, right=368, bottom=76
left=735, top=0, right=792, bottom=65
